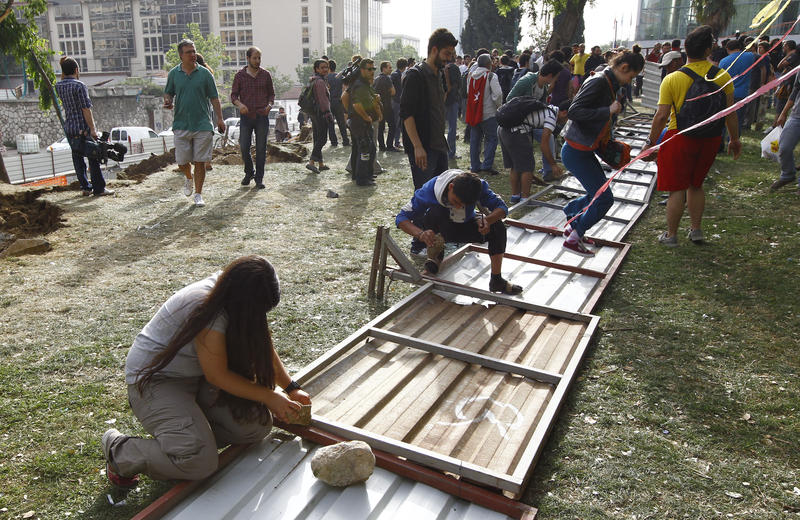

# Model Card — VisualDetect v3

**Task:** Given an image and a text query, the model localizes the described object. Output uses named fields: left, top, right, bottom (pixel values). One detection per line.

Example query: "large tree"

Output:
left=0, top=0, right=55, bottom=183
left=374, top=39, right=420, bottom=64
left=461, top=0, right=522, bottom=54
left=692, top=0, right=736, bottom=37
left=496, top=0, right=585, bottom=53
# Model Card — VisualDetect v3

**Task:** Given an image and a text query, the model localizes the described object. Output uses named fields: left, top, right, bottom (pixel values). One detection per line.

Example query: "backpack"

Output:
left=674, top=65, right=726, bottom=138
left=466, top=71, right=493, bottom=126
left=298, top=79, right=317, bottom=114
left=496, top=95, right=548, bottom=128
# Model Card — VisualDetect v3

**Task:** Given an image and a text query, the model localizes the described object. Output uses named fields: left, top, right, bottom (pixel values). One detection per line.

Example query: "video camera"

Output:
left=76, top=131, right=127, bottom=164
left=338, top=57, right=362, bottom=86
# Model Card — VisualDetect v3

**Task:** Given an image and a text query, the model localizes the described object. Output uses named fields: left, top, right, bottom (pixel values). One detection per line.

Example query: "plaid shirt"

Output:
left=55, top=78, right=92, bottom=136
left=230, top=66, right=274, bottom=119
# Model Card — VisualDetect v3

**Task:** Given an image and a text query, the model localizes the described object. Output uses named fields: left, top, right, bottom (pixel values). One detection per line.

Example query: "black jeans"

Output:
left=328, top=100, right=349, bottom=145
left=349, top=117, right=375, bottom=184
left=239, top=114, right=269, bottom=183
left=406, top=147, right=449, bottom=190
left=377, top=105, right=395, bottom=149
left=310, top=112, right=328, bottom=162
left=68, top=136, right=105, bottom=193
left=422, top=205, right=507, bottom=256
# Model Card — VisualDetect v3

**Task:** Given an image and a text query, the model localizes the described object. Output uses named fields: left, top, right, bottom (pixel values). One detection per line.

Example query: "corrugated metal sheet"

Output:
left=163, top=432, right=515, bottom=520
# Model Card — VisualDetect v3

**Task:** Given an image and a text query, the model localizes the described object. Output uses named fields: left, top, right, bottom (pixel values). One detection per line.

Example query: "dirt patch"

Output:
left=117, top=149, right=176, bottom=182
left=267, top=142, right=308, bottom=163
left=291, top=125, right=313, bottom=143
left=0, top=191, right=65, bottom=238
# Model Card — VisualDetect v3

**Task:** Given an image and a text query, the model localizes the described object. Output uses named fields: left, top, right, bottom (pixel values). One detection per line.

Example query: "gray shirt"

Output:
left=420, top=61, right=448, bottom=154
left=125, top=273, right=228, bottom=384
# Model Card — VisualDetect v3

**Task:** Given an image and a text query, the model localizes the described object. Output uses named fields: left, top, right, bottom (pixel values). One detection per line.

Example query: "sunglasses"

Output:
left=365, top=67, right=376, bottom=71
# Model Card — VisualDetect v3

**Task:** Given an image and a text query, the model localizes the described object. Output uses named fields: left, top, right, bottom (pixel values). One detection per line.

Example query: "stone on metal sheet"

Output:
left=311, top=440, right=375, bottom=486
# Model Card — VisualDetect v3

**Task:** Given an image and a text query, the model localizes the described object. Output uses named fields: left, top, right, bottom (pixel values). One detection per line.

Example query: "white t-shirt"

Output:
left=509, top=106, right=558, bottom=134
left=125, top=273, right=228, bottom=384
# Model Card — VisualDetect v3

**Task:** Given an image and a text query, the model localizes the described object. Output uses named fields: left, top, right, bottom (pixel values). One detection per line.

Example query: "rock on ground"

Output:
left=0, top=237, right=51, bottom=257
left=311, top=440, right=375, bottom=487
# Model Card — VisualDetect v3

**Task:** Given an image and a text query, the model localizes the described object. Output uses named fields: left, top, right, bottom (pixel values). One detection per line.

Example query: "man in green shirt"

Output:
left=348, top=59, right=383, bottom=186
left=506, top=59, right=563, bottom=103
left=164, top=39, right=225, bottom=207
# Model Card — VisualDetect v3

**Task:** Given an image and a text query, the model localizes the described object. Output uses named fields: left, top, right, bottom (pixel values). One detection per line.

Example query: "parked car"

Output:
left=110, top=127, right=158, bottom=145
left=47, top=137, right=71, bottom=152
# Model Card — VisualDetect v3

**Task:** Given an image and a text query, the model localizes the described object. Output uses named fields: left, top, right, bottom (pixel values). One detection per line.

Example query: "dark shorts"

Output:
left=656, top=129, right=722, bottom=191
left=498, top=127, right=535, bottom=172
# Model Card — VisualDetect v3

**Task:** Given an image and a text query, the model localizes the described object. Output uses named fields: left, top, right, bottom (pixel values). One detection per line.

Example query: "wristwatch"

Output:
left=284, top=380, right=302, bottom=393
left=644, top=138, right=652, bottom=147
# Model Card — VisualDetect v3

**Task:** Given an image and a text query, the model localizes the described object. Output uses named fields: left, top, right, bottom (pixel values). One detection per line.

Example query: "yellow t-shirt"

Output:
left=570, top=53, right=589, bottom=76
left=658, top=60, right=734, bottom=131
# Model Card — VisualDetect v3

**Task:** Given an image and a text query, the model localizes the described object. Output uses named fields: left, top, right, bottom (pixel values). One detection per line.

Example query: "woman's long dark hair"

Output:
left=136, top=255, right=280, bottom=423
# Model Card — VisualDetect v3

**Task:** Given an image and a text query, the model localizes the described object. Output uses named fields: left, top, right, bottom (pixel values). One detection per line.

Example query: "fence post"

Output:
left=49, top=149, right=55, bottom=178
left=19, top=155, right=26, bottom=183
left=162, top=136, right=167, bottom=154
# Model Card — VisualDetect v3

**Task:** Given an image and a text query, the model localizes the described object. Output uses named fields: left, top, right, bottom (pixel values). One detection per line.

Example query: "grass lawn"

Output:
left=0, top=118, right=798, bottom=519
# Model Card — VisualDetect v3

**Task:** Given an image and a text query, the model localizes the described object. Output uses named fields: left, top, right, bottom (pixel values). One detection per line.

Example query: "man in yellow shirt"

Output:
left=569, top=43, right=588, bottom=81
left=644, top=25, right=741, bottom=247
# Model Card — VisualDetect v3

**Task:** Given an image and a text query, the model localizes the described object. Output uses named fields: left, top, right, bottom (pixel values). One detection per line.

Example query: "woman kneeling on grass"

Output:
left=101, top=255, right=311, bottom=488
left=561, top=50, right=645, bottom=257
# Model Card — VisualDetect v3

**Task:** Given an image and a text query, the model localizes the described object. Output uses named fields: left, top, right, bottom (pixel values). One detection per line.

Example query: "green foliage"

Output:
left=164, top=23, right=225, bottom=79
left=326, top=39, right=361, bottom=69
left=295, top=63, right=314, bottom=85
left=461, top=0, right=522, bottom=54
left=374, top=39, right=419, bottom=65
left=0, top=0, right=56, bottom=109
left=266, top=66, right=295, bottom=98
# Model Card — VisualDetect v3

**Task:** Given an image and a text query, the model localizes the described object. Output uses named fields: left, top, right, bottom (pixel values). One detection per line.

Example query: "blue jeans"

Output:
left=561, top=142, right=614, bottom=237
left=469, top=116, right=498, bottom=171
left=778, top=114, right=800, bottom=185
left=239, top=115, right=269, bottom=183
left=68, top=136, right=105, bottom=193
left=446, top=102, right=459, bottom=158
left=531, top=129, right=555, bottom=176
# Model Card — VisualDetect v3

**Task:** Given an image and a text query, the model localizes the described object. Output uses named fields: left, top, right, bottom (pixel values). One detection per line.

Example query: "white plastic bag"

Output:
left=761, top=126, right=782, bottom=162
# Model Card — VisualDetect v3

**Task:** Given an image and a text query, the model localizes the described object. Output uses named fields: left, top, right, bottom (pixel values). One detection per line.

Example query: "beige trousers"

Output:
left=109, top=377, right=271, bottom=481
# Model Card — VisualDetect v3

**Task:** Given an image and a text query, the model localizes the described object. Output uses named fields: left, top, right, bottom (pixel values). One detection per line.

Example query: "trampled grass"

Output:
left=1, top=120, right=798, bottom=519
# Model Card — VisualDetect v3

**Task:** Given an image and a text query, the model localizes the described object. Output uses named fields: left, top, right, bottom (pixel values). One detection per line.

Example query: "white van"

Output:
left=110, top=127, right=158, bottom=145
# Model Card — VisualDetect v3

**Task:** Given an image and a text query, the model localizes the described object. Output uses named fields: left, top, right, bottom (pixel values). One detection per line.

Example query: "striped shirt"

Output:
left=55, top=78, right=92, bottom=136
left=509, top=106, right=558, bottom=134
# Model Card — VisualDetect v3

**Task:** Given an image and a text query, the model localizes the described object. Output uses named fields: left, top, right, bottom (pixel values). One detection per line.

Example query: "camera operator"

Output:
left=55, top=56, right=114, bottom=197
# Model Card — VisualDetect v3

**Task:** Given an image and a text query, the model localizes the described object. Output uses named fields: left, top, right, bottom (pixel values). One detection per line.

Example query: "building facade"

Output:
left=382, top=33, right=421, bottom=53
left=431, top=0, right=468, bottom=53
left=25, top=0, right=387, bottom=86
left=636, top=0, right=800, bottom=41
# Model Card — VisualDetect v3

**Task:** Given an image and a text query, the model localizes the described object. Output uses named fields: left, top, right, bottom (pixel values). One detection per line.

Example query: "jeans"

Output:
left=407, top=147, right=449, bottom=190
left=445, top=102, right=459, bottom=158
left=778, top=114, right=800, bottom=185
left=378, top=105, right=396, bottom=149
left=350, top=117, right=375, bottom=184
left=239, top=114, right=269, bottom=183
left=328, top=100, right=349, bottom=145
left=469, top=116, right=498, bottom=171
left=531, top=128, right=555, bottom=176
left=68, top=136, right=105, bottom=193
left=561, top=142, right=614, bottom=237
left=392, top=101, right=402, bottom=147
left=310, top=112, right=328, bottom=162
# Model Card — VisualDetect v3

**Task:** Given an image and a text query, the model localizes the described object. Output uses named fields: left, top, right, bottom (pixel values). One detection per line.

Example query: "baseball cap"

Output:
left=658, top=51, right=683, bottom=67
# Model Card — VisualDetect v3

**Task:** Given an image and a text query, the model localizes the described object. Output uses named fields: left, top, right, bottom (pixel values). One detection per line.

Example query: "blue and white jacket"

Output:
left=395, top=169, right=508, bottom=227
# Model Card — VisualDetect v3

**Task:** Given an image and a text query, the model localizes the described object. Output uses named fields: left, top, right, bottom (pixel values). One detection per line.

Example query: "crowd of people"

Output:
left=47, top=23, right=799, bottom=490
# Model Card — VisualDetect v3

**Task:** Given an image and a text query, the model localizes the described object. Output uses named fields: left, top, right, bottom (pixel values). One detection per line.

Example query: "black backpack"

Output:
left=674, top=66, right=726, bottom=138
left=496, top=95, right=548, bottom=128
left=298, top=79, right=318, bottom=114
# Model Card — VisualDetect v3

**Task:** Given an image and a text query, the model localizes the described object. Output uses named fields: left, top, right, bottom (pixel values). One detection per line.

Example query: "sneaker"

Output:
left=102, top=429, right=140, bottom=489
left=658, top=231, right=678, bottom=247
left=687, top=228, right=704, bottom=244
left=562, top=239, right=595, bottom=257
left=183, top=178, right=193, bottom=196
left=510, top=194, right=521, bottom=204
left=482, top=168, right=500, bottom=176
left=93, top=188, right=115, bottom=197
left=489, top=277, right=523, bottom=295
left=319, top=165, right=330, bottom=171
left=563, top=227, right=595, bottom=245
left=770, top=178, right=795, bottom=191
left=194, top=193, right=205, bottom=207
left=306, top=163, right=320, bottom=174
left=241, top=174, right=253, bottom=186
left=410, top=241, right=426, bottom=257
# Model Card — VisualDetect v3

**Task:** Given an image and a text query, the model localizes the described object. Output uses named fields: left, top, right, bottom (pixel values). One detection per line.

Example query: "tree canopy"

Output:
left=0, top=0, right=56, bottom=109
left=461, top=0, right=522, bottom=54
left=374, top=39, right=420, bottom=65
left=164, top=23, right=225, bottom=78
left=266, top=66, right=294, bottom=98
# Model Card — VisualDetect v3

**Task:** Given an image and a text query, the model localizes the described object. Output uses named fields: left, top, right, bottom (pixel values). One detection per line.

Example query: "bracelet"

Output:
left=284, top=380, right=302, bottom=393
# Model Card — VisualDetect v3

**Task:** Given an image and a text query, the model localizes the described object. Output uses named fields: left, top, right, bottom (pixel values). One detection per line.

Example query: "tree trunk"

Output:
left=546, top=0, right=588, bottom=53
left=0, top=153, right=10, bottom=184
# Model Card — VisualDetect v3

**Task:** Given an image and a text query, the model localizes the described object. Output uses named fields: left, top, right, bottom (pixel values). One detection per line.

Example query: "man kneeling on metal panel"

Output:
left=395, top=169, right=523, bottom=295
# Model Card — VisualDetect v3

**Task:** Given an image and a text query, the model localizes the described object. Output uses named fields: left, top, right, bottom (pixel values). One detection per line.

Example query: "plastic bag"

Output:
left=761, top=126, right=782, bottom=162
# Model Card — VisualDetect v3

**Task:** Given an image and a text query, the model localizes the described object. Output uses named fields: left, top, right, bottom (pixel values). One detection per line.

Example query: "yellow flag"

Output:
left=751, top=0, right=783, bottom=28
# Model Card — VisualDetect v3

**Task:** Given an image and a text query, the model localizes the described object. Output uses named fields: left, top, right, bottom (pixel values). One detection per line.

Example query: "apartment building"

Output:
left=31, top=0, right=388, bottom=84
left=430, top=0, right=467, bottom=53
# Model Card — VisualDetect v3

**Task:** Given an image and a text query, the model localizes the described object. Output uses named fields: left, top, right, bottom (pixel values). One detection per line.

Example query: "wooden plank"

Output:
left=368, top=327, right=562, bottom=384
left=469, top=245, right=607, bottom=279
left=383, top=228, right=422, bottom=282
left=368, top=226, right=384, bottom=297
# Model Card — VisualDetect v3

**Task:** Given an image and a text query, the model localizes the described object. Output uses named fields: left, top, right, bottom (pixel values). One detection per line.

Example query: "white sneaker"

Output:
left=193, top=193, right=205, bottom=207
left=183, top=178, right=193, bottom=197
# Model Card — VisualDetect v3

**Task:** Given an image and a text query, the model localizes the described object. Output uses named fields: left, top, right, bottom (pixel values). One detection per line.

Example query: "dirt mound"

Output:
left=0, top=191, right=65, bottom=238
left=267, top=142, right=308, bottom=163
left=117, top=149, right=176, bottom=182
left=291, top=126, right=313, bottom=143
